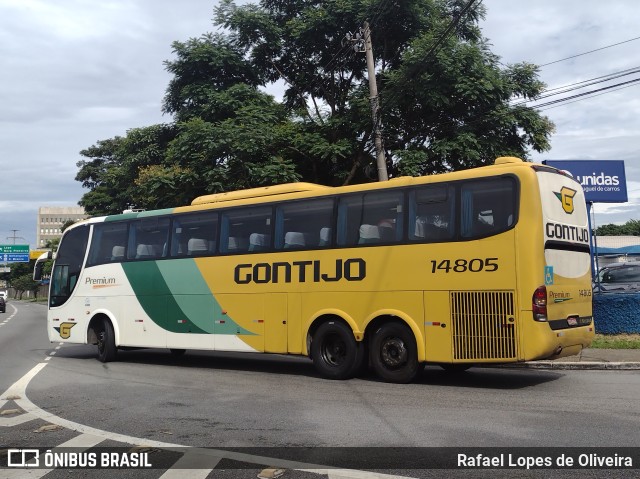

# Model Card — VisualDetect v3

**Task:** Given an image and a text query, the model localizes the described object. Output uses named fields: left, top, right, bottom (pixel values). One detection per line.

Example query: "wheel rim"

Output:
left=320, top=332, right=347, bottom=367
left=380, top=337, right=408, bottom=368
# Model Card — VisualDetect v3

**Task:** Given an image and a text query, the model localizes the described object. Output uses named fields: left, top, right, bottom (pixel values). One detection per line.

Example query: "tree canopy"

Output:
left=596, top=219, right=640, bottom=236
left=76, top=0, right=554, bottom=216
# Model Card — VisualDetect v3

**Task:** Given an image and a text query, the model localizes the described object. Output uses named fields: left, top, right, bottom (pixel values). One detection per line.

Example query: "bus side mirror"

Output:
left=33, top=251, right=52, bottom=281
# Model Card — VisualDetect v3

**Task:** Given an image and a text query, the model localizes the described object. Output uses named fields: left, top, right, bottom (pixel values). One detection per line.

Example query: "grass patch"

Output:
left=590, top=334, right=640, bottom=349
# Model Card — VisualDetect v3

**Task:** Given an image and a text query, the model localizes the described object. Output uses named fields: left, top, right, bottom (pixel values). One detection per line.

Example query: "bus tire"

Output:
left=370, top=322, right=419, bottom=383
left=311, top=321, right=361, bottom=380
left=97, top=318, right=117, bottom=363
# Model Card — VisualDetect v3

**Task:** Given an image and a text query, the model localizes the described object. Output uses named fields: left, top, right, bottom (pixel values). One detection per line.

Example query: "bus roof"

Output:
left=74, top=156, right=546, bottom=224
left=191, top=182, right=329, bottom=206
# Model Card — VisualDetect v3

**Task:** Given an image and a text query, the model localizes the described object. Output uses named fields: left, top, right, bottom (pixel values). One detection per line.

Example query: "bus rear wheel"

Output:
left=311, top=321, right=362, bottom=380
left=97, top=318, right=117, bottom=363
left=370, top=323, right=419, bottom=383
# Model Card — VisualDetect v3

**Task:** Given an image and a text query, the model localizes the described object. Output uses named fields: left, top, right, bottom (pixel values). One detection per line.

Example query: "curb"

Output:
left=503, top=361, right=640, bottom=370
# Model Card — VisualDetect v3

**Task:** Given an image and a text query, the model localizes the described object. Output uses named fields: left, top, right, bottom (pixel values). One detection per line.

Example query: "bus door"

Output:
left=264, top=293, right=288, bottom=353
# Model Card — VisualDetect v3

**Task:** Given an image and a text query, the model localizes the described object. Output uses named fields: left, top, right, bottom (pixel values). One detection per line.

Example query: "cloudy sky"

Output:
left=1, top=0, right=638, bottom=249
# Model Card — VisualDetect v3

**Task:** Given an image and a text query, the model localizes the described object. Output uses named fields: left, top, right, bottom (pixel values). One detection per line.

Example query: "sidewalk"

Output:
left=514, top=348, right=640, bottom=370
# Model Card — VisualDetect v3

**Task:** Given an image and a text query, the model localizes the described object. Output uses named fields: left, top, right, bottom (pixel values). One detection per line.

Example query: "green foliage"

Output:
left=76, top=124, right=177, bottom=215
left=76, top=0, right=555, bottom=215
left=45, top=237, right=60, bottom=252
left=0, top=261, right=38, bottom=298
left=11, top=274, right=39, bottom=299
left=595, top=219, right=640, bottom=236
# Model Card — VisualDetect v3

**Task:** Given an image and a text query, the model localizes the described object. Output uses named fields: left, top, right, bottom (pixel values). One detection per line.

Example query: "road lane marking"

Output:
left=2, top=364, right=415, bottom=479
left=158, top=451, right=221, bottom=479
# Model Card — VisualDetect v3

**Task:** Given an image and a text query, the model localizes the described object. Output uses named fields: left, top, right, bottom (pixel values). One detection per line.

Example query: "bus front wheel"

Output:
left=97, top=318, right=117, bottom=363
left=370, top=323, right=419, bottom=383
left=311, top=321, right=362, bottom=380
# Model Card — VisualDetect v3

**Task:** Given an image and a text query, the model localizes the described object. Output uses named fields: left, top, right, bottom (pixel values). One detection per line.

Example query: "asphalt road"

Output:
left=1, top=301, right=639, bottom=478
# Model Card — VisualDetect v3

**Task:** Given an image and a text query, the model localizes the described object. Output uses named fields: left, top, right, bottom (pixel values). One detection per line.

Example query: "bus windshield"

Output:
left=49, top=225, right=89, bottom=307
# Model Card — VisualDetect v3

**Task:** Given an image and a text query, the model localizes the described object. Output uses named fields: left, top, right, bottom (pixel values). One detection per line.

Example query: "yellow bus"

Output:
left=35, top=157, right=594, bottom=383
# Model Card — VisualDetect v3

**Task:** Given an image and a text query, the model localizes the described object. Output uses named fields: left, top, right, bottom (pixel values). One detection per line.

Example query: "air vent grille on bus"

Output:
left=450, top=291, right=517, bottom=360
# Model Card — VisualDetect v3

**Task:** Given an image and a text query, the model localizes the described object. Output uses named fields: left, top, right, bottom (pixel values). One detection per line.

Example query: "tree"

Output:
left=596, top=219, right=640, bottom=236
left=11, top=274, right=39, bottom=300
left=215, top=0, right=552, bottom=180
left=1, top=261, right=36, bottom=299
left=76, top=0, right=554, bottom=215
left=76, top=124, right=176, bottom=215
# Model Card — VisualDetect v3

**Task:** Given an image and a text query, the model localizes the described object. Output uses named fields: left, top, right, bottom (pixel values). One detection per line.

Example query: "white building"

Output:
left=36, top=206, right=88, bottom=247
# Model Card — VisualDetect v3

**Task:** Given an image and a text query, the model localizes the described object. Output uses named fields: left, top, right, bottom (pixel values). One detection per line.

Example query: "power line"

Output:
left=537, top=81, right=640, bottom=111
left=511, top=66, right=640, bottom=107
left=531, top=77, right=640, bottom=109
left=538, top=35, right=640, bottom=67
left=422, top=0, right=480, bottom=61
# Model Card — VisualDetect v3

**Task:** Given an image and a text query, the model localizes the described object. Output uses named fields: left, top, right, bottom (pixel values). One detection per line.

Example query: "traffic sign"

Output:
left=0, top=244, right=29, bottom=254
left=1, top=253, right=30, bottom=263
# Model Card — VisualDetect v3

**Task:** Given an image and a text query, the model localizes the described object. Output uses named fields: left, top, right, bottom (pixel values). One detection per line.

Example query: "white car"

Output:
left=0, top=291, right=7, bottom=300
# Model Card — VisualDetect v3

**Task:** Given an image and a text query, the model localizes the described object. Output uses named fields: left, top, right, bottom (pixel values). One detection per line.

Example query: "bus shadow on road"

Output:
left=55, top=345, right=320, bottom=378
left=53, top=346, right=563, bottom=388
left=414, top=365, right=563, bottom=389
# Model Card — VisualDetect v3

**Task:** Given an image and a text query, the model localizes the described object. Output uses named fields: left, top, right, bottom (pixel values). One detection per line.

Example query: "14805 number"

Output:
left=430, top=258, right=499, bottom=273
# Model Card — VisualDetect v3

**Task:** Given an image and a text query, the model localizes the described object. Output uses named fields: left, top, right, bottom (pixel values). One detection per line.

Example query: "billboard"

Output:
left=543, top=160, right=627, bottom=203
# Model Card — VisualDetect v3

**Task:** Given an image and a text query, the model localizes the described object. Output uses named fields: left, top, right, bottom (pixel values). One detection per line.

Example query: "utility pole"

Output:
left=344, top=22, right=388, bottom=181
left=7, top=230, right=25, bottom=244
left=363, top=22, right=388, bottom=181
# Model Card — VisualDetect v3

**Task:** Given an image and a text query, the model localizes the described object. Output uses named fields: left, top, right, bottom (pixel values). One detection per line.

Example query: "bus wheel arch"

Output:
left=307, top=315, right=365, bottom=380
left=366, top=316, right=420, bottom=383
left=88, top=314, right=118, bottom=363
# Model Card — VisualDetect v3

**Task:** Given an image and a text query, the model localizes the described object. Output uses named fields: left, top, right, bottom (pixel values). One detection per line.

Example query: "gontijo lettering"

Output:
left=545, top=222, right=589, bottom=244
left=234, top=258, right=366, bottom=284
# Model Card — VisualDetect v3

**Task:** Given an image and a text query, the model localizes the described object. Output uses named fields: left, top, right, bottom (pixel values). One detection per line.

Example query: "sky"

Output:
left=0, top=0, right=638, bottom=249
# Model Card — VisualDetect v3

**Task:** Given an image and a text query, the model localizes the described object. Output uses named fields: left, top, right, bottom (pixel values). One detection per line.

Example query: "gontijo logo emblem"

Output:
left=554, top=186, right=577, bottom=214
left=54, top=322, right=76, bottom=339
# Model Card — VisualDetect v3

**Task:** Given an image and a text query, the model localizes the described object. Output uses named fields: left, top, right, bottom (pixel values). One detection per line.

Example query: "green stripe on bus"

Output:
left=122, top=259, right=254, bottom=336
left=121, top=261, right=207, bottom=334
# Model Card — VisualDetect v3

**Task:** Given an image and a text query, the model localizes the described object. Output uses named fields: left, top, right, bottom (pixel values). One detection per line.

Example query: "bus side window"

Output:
left=129, top=218, right=170, bottom=260
left=461, top=177, right=517, bottom=239
left=338, top=191, right=403, bottom=247
left=409, top=184, right=454, bottom=243
left=221, top=207, right=272, bottom=253
left=87, top=222, right=129, bottom=266
left=171, top=212, right=218, bottom=257
left=274, top=198, right=334, bottom=250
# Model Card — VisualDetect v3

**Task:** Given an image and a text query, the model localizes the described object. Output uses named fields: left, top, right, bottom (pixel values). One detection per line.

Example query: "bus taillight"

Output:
left=532, top=286, right=548, bottom=322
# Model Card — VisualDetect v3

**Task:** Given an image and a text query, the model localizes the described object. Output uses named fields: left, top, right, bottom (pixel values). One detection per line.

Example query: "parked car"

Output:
left=593, top=262, right=640, bottom=293
left=0, top=296, right=5, bottom=313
